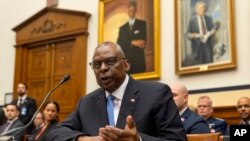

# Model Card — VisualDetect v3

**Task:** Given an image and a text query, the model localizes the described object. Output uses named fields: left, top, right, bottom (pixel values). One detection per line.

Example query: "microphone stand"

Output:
left=0, top=75, right=70, bottom=141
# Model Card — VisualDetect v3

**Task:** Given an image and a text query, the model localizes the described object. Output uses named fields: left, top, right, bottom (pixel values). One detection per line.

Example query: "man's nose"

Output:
left=100, top=62, right=109, bottom=71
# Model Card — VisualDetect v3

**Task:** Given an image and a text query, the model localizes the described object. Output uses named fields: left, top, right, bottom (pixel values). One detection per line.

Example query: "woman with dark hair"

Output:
left=33, top=101, right=60, bottom=141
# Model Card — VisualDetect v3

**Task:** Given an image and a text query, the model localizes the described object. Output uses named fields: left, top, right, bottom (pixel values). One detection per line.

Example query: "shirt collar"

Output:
left=239, top=119, right=250, bottom=125
left=105, top=74, right=129, bottom=100
left=8, top=117, right=18, bottom=124
left=129, top=18, right=135, bottom=25
left=179, top=106, right=188, bottom=116
left=18, top=94, right=27, bottom=100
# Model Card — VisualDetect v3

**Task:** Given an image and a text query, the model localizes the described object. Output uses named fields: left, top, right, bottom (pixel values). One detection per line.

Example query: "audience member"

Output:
left=236, top=97, right=250, bottom=125
left=46, top=41, right=187, bottom=141
left=170, top=83, right=210, bottom=134
left=28, top=111, right=45, bottom=136
left=11, top=82, right=37, bottom=125
left=197, top=96, right=228, bottom=135
left=29, top=101, right=60, bottom=141
left=0, top=104, right=25, bottom=141
left=0, top=107, right=7, bottom=126
left=32, top=100, right=60, bottom=141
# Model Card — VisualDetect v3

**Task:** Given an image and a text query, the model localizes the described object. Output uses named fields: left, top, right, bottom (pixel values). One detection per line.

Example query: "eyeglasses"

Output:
left=236, top=104, right=250, bottom=109
left=89, top=57, right=126, bottom=70
left=197, top=105, right=211, bottom=108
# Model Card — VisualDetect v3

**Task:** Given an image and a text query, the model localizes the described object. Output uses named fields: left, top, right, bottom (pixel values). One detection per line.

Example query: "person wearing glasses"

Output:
left=236, top=97, right=250, bottom=125
left=197, top=96, right=228, bottom=135
left=47, top=41, right=187, bottom=141
left=170, top=83, right=210, bottom=134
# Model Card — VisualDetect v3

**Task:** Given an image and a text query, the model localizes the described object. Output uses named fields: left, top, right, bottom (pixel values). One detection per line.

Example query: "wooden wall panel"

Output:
left=213, top=106, right=240, bottom=125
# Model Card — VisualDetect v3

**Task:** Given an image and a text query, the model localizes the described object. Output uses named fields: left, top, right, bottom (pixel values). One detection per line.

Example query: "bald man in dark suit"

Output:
left=170, top=83, right=210, bottom=134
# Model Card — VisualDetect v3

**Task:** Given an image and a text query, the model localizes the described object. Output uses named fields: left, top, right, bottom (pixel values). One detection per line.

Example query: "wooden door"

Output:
left=25, top=38, right=83, bottom=120
left=13, top=7, right=90, bottom=121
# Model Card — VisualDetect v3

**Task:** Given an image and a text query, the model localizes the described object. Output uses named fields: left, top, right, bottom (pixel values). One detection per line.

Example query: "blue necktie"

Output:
left=107, top=94, right=115, bottom=126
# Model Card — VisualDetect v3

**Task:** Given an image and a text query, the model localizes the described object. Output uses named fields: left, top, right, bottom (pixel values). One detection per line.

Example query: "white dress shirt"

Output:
left=105, top=74, right=129, bottom=125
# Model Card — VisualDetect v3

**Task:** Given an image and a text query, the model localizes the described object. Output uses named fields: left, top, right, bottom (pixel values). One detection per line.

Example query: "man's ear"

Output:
left=124, top=59, right=130, bottom=72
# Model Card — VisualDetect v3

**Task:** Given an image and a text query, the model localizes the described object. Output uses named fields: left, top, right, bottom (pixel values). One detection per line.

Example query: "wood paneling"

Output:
left=213, top=105, right=240, bottom=125
left=13, top=7, right=90, bottom=121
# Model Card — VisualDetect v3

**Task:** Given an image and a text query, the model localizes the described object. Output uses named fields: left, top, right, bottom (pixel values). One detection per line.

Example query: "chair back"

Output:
left=187, top=133, right=221, bottom=141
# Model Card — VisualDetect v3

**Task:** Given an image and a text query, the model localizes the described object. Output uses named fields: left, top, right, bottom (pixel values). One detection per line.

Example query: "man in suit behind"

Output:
left=47, top=41, right=187, bottom=141
left=236, top=97, right=250, bottom=125
left=0, top=104, right=25, bottom=141
left=197, top=96, right=228, bottom=135
left=11, top=82, right=37, bottom=125
left=186, top=1, right=219, bottom=65
left=170, top=83, right=210, bottom=134
left=117, top=1, right=147, bottom=74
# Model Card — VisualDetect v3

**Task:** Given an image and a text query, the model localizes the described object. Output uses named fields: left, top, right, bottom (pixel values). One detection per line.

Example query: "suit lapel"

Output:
left=116, top=78, right=140, bottom=128
left=96, top=91, right=109, bottom=127
left=194, top=17, right=199, bottom=32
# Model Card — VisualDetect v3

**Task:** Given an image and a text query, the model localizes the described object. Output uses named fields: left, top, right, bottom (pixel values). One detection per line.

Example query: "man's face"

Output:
left=91, top=44, right=130, bottom=93
left=196, top=4, right=206, bottom=16
left=197, top=98, right=213, bottom=119
left=171, top=86, right=188, bottom=111
left=17, top=83, right=27, bottom=96
left=6, top=105, right=19, bottom=120
left=34, top=113, right=44, bottom=127
left=237, top=98, right=250, bottom=121
left=128, top=6, right=136, bottom=19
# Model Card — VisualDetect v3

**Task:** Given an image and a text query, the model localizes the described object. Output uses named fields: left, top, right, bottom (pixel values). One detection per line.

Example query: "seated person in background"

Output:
left=197, top=96, right=228, bottom=135
left=170, top=83, right=210, bottom=134
left=236, top=97, right=250, bottom=125
left=0, top=104, right=25, bottom=141
left=0, top=106, right=7, bottom=126
left=31, top=111, right=45, bottom=135
left=33, top=101, right=59, bottom=141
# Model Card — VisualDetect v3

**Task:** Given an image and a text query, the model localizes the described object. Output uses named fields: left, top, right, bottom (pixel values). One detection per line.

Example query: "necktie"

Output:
left=19, top=98, right=23, bottom=106
left=107, top=94, right=115, bottom=126
left=200, top=16, right=206, bottom=35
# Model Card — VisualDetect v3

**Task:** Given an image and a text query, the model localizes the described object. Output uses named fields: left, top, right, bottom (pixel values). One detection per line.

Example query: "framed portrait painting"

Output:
left=175, top=0, right=236, bottom=75
left=4, top=93, right=13, bottom=105
left=99, top=0, right=160, bottom=80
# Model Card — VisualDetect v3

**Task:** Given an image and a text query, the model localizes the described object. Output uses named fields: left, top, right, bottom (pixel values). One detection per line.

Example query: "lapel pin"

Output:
left=130, top=99, right=135, bottom=102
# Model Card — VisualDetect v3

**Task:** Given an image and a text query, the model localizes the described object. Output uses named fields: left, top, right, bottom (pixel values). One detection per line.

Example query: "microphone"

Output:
left=0, top=74, right=70, bottom=140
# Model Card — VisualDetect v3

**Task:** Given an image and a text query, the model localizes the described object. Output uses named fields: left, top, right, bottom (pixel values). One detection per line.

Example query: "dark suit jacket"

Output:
left=186, top=15, right=215, bottom=64
left=117, top=19, right=147, bottom=74
left=207, top=117, right=228, bottom=135
left=181, top=108, right=210, bottom=134
left=3, top=119, right=24, bottom=141
left=35, top=120, right=57, bottom=141
left=47, top=77, right=187, bottom=141
left=12, top=96, right=37, bottom=125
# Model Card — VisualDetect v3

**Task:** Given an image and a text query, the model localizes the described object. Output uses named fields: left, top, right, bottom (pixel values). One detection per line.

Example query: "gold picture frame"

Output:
left=98, top=0, right=160, bottom=80
left=175, top=0, right=236, bottom=75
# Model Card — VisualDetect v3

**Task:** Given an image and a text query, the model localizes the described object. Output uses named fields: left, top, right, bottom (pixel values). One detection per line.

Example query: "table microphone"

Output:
left=0, top=74, right=70, bottom=140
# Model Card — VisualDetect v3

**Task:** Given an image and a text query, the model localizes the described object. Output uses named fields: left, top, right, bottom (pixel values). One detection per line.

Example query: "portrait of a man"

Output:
left=179, top=0, right=233, bottom=68
left=100, top=0, right=158, bottom=78
left=117, top=1, right=147, bottom=74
